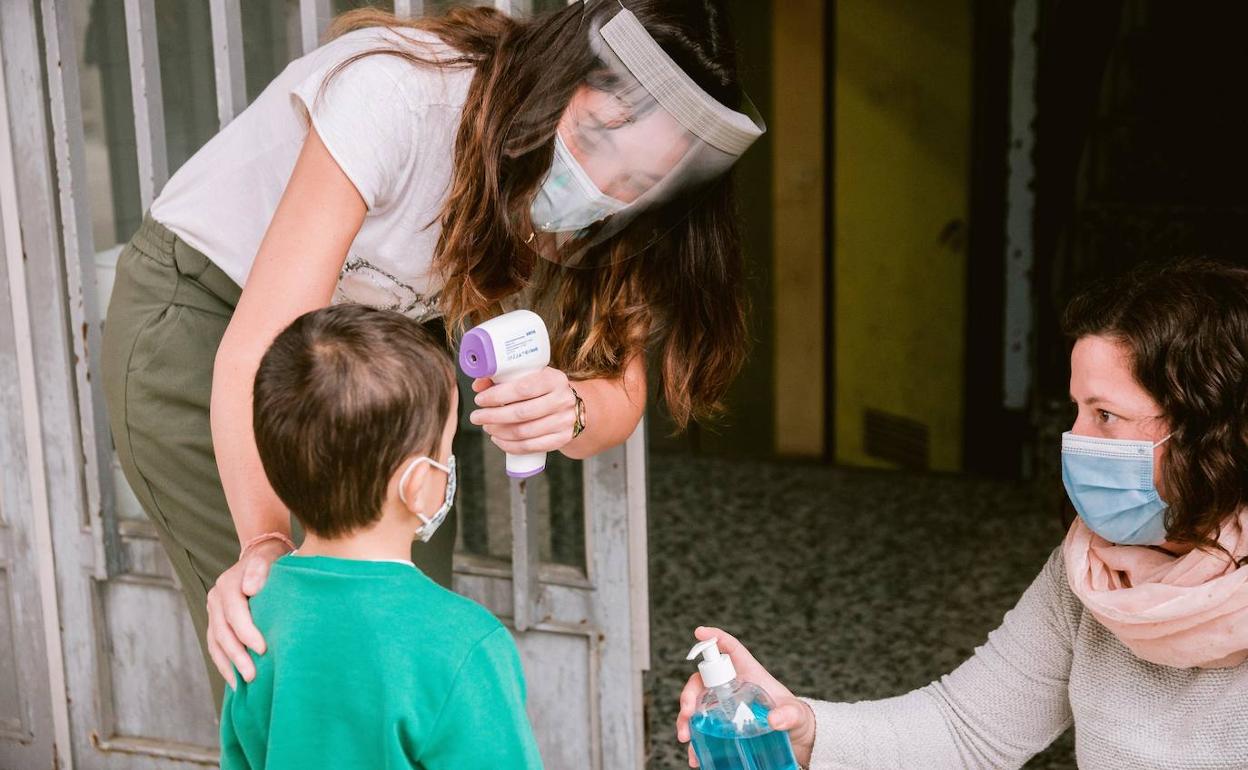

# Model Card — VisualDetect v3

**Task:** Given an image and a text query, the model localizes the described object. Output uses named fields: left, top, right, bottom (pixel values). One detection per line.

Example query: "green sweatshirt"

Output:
left=220, top=555, right=543, bottom=770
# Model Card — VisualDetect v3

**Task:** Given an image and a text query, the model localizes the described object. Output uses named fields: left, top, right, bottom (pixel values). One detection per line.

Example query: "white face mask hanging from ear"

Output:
left=397, top=455, right=457, bottom=543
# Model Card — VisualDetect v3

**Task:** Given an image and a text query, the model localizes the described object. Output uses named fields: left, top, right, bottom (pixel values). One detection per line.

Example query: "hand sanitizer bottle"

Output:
left=686, top=638, right=800, bottom=770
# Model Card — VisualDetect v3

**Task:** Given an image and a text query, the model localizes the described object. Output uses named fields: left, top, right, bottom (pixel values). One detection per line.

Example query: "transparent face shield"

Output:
left=511, top=4, right=765, bottom=268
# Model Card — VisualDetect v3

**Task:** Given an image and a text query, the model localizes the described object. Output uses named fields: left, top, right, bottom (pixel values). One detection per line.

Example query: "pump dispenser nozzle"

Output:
left=687, top=638, right=737, bottom=689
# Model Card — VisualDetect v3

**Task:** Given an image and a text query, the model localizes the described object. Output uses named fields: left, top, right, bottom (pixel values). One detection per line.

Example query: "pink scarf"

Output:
left=1063, top=510, right=1248, bottom=669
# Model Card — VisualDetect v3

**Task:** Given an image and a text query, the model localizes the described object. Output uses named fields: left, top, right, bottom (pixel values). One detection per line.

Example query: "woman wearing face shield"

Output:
left=675, top=260, right=1248, bottom=769
left=99, top=0, right=763, bottom=708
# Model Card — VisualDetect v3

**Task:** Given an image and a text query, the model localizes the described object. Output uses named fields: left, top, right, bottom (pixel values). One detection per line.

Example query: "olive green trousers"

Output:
left=101, top=216, right=457, bottom=709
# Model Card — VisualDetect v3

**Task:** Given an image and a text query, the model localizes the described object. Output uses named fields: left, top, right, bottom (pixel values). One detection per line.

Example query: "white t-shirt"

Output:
left=150, top=28, right=474, bottom=320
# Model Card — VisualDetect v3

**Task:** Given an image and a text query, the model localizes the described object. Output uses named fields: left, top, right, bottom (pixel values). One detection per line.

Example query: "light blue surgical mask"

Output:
left=1061, top=431, right=1172, bottom=545
left=397, top=455, right=456, bottom=543
left=529, top=133, right=628, bottom=234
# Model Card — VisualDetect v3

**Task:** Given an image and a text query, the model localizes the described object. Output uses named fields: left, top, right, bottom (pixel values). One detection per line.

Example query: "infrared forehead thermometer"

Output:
left=459, top=309, right=552, bottom=479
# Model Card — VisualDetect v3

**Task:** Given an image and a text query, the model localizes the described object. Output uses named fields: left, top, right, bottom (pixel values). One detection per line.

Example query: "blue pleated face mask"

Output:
left=1061, top=431, right=1172, bottom=545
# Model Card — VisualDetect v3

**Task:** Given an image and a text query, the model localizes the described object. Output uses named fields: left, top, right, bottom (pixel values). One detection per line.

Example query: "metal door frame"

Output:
left=0, top=25, right=67, bottom=764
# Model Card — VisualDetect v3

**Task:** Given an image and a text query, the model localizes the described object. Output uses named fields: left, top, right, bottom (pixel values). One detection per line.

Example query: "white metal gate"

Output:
left=0, top=1, right=650, bottom=768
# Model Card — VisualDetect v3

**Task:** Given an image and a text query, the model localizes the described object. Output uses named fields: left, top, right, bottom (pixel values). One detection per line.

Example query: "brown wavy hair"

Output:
left=1063, top=259, right=1248, bottom=558
left=324, top=1, right=749, bottom=427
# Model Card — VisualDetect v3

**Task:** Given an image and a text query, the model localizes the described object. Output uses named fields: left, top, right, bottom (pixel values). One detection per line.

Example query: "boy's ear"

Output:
left=395, top=457, right=432, bottom=514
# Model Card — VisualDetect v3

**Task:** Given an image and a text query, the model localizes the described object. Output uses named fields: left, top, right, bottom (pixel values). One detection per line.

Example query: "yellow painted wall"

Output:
left=835, top=0, right=971, bottom=471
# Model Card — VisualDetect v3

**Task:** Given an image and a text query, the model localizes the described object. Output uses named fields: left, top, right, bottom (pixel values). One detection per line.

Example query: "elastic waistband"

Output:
left=131, top=214, right=242, bottom=308
left=130, top=213, right=178, bottom=264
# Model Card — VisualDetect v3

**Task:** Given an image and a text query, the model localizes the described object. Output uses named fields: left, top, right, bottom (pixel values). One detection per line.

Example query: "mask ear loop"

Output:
left=397, top=456, right=453, bottom=506
left=397, top=458, right=421, bottom=509
left=414, top=456, right=455, bottom=534
left=398, top=457, right=449, bottom=507
left=398, top=457, right=435, bottom=533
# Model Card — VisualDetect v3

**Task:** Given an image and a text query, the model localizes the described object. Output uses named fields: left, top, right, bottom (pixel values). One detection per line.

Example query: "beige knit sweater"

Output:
left=803, top=548, right=1248, bottom=769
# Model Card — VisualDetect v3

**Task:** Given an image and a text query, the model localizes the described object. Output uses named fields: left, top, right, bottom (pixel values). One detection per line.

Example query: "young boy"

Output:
left=219, top=304, right=543, bottom=770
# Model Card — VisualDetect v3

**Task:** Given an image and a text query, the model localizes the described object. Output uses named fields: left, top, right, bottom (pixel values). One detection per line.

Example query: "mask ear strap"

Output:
left=397, top=458, right=426, bottom=507
left=1155, top=433, right=1174, bottom=449
left=398, top=456, right=454, bottom=507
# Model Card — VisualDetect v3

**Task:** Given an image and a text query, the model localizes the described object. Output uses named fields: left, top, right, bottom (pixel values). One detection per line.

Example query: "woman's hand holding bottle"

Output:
left=676, top=626, right=817, bottom=768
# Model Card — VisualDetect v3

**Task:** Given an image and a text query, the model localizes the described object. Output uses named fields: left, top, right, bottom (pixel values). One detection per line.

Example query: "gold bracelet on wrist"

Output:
left=570, top=384, right=587, bottom=439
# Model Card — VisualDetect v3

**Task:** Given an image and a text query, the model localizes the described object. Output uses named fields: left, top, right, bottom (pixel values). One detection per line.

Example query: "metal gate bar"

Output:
left=209, top=0, right=247, bottom=128
left=122, top=0, right=166, bottom=209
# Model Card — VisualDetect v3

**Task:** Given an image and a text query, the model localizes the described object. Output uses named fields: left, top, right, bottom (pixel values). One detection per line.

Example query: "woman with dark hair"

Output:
left=677, top=259, right=1248, bottom=768
left=100, top=0, right=762, bottom=707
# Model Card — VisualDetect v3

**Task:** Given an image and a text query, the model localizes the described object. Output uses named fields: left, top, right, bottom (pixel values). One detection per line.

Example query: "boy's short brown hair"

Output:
left=253, top=304, right=456, bottom=538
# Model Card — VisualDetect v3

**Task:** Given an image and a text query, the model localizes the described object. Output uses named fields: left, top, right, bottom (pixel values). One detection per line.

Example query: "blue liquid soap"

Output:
left=690, top=700, right=799, bottom=770
left=686, top=639, right=800, bottom=770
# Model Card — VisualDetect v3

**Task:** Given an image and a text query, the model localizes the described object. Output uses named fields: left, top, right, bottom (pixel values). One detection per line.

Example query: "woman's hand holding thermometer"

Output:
left=462, top=310, right=580, bottom=476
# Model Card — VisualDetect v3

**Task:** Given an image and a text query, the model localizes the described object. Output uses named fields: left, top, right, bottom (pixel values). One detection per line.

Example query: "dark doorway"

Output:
left=1033, top=1, right=1248, bottom=418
